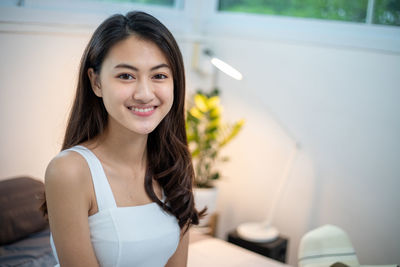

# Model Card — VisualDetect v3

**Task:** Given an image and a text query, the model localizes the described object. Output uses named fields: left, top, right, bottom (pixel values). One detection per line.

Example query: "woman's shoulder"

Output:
left=45, top=147, right=91, bottom=189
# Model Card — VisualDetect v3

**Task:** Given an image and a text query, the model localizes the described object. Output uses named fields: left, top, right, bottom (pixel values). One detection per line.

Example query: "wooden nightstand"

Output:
left=227, top=229, right=288, bottom=263
left=191, top=213, right=219, bottom=237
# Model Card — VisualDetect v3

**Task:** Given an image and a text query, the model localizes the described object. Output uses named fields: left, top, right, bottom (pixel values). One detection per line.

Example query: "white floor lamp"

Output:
left=237, top=141, right=300, bottom=242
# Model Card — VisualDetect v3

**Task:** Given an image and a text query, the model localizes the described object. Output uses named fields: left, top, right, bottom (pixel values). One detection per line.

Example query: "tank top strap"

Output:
left=65, top=145, right=117, bottom=211
left=162, top=189, right=166, bottom=202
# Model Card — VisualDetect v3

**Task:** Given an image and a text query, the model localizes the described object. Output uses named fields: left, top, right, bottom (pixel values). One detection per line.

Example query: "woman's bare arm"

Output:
left=165, top=227, right=190, bottom=267
left=45, top=152, right=99, bottom=267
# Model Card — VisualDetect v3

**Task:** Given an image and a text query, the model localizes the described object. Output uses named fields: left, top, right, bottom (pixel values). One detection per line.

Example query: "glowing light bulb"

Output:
left=210, top=57, right=243, bottom=80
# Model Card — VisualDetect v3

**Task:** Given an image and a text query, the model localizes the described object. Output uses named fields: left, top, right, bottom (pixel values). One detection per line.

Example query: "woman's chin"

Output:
left=130, top=125, right=157, bottom=136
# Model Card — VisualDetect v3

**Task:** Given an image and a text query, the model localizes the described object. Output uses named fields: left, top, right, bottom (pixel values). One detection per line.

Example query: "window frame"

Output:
left=205, top=0, right=400, bottom=54
left=0, top=0, right=189, bottom=37
left=0, top=0, right=399, bottom=54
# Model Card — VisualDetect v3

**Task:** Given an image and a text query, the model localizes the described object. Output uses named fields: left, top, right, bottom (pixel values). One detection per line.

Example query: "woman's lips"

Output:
left=128, top=106, right=156, bottom=117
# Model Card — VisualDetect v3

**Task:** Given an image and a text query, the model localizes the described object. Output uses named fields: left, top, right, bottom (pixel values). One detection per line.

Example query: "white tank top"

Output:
left=50, top=145, right=180, bottom=267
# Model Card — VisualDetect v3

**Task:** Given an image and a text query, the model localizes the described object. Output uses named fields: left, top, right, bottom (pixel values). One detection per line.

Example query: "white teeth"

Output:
left=130, top=107, right=154, bottom=113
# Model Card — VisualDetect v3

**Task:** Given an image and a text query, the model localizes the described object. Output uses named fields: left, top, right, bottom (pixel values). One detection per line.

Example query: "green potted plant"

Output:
left=186, top=89, right=244, bottom=228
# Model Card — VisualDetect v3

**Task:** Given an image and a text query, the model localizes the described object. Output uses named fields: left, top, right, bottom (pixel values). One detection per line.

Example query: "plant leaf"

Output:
left=207, top=96, right=220, bottom=109
left=189, top=107, right=203, bottom=120
left=219, top=119, right=245, bottom=148
left=210, top=172, right=220, bottom=180
left=194, top=94, right=208, bottom=112
left=210, top=106, right=222, bottom=118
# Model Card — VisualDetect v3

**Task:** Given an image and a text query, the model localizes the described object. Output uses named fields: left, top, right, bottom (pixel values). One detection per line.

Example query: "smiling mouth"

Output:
left=127, top=106, right=157, bottom=117
left=128, top=106, right=156, bottom=112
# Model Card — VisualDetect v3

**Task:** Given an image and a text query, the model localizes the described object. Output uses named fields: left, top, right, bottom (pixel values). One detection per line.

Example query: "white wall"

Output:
left=0, top=31, right=89, bottom=179
left=1, top=4, right=400, bottom=266
left=204, top=35, right=400, bottom=265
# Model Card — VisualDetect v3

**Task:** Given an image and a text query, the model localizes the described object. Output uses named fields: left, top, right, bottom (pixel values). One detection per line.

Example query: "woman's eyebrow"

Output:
left=114, top=63, right=170, bottom=71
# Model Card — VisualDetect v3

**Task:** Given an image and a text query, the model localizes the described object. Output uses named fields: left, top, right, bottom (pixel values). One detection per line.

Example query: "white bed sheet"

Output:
left=188, top=236, right=291, bottom=267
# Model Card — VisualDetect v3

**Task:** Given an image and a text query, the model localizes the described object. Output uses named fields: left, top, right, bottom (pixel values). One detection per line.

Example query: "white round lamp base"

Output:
left=237, top=222, right=279, bottom=243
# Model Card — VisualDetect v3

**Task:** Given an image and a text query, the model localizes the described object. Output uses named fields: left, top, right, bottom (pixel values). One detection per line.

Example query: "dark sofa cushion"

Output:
left=0, top=177, right=48, bottom=245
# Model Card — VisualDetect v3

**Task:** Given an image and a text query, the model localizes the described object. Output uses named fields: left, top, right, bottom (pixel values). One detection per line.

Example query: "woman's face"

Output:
left=88, top=35, right=174, bottom=136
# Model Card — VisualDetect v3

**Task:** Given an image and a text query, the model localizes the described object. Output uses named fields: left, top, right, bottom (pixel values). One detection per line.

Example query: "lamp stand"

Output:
left=237, top=143, right=300, bottom=243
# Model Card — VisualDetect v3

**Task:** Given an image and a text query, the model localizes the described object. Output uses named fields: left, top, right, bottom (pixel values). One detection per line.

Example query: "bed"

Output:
left=0, top=177, right=56, bottom=266
left=0, top=228, right=56, bottom=266
left=188, top=230, right=290, bottom=267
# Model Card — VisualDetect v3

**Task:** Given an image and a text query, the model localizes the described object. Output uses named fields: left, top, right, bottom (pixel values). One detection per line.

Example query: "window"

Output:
left=1, top=0, right=398, bottom=53
left=83, top=0, right=175, bottom=7
left=373, top=0, right=400, bottom=25
left=0, top=0, right=186, bottom=38
left=1, top=0, right=182, bottom=10
left=218, top=0, right=400, bottom=26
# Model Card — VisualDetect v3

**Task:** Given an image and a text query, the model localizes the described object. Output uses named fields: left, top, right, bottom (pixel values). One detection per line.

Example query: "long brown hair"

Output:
left=41, top=11, right=205, bottom=234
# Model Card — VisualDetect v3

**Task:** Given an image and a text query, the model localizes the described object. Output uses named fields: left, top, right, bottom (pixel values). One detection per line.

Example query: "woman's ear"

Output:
left=88, top=68, right=102, bottom=97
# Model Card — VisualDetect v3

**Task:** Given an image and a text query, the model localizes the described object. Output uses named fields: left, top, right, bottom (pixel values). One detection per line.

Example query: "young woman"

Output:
left=42, top=11, right=205, bottom=267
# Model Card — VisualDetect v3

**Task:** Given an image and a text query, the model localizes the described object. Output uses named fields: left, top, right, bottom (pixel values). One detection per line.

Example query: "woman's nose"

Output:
left=132, top=78, right=155, bottom=103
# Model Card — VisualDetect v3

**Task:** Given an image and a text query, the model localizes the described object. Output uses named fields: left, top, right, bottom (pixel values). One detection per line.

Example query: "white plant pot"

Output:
left=193, top=187, right=218, bottom=227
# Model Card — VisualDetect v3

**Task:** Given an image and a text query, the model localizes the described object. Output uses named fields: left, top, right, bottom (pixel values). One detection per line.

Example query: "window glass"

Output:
left=373, top=0, right=400, bottom=26
left=78, top=0, right=175, bottom=7
left=218, top=0, right=369, bottom=23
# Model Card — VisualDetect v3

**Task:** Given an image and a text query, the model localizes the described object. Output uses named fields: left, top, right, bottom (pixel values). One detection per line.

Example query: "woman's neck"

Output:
left=90, top=120, right=148, bottom=169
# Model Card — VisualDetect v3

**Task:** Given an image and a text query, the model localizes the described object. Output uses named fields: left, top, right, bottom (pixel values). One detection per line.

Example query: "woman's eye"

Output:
left=118, top=74, right=134, bottom=80
left=153, top=74, right=168, bottom=80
